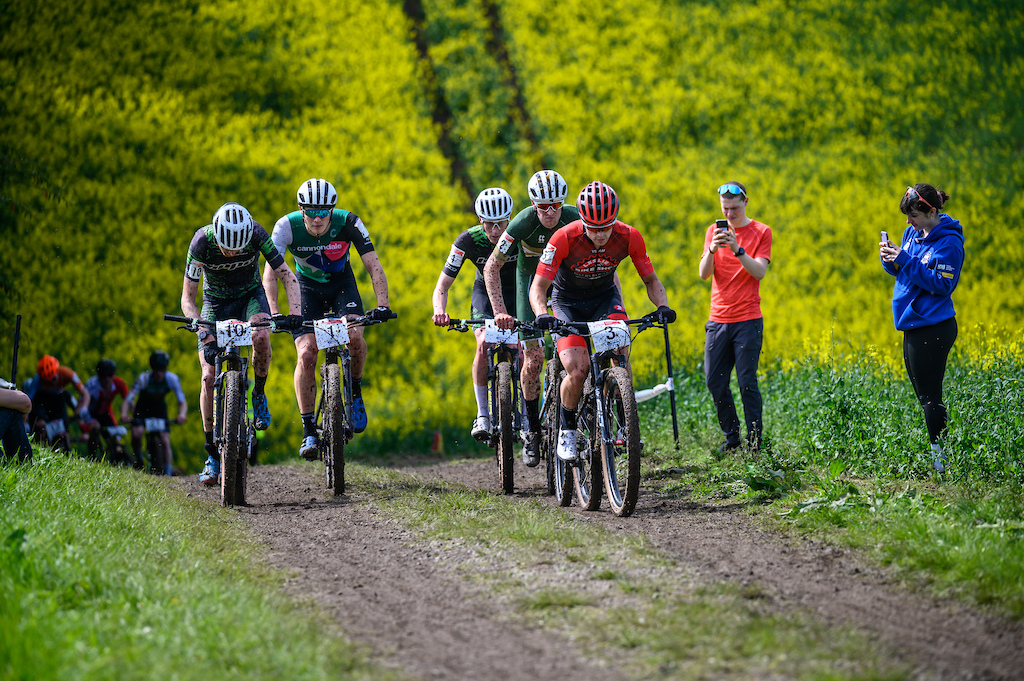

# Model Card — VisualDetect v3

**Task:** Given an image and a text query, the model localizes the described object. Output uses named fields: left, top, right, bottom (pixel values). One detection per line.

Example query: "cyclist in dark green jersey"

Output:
left=483, top=170, right=583, bottom=466
left=262, top=178, right=392, bottom=459
left=181, top=202, right=300, bottom=485
left=433, top=188, right=517, bottom=442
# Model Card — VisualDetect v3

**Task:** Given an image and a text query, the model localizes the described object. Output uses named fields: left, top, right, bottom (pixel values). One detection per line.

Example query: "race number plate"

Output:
left=216, top=320, right=253, bottom=348
left=314, top=318, right=350, bottom=350
left=588, top=320, right=630, bottom=353
left=144, top=418, right=166, bottom=433
left=483, top=319, right=518, bottom=345
left=105, top=425, right=128, bottom=438
left=45, top=419, right=67, bottom=440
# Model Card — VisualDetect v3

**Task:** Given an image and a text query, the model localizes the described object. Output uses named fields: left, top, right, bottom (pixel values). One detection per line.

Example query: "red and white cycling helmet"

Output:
left=576, top=181, right=619, bottom=228
left=212, top=202, right=254, bottom=251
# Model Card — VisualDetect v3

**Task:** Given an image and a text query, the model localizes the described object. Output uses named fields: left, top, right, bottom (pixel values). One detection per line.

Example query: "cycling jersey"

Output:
left=84, top=375, right=128, bottom=426
left=492, top=204, right=581, bottom=277
left=184, top=223, right=285, bottom=299
left=443, top=225, right=518, bottom=317
left=270, top=209, right=376, bottom=284
left=536, top=221, right=655, bottom=301
left=126, top=371, right=186, bottom=420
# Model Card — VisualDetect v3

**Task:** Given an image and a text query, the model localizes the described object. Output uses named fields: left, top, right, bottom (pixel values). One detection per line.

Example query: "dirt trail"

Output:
left=178, top=458, right=1023, bottom=681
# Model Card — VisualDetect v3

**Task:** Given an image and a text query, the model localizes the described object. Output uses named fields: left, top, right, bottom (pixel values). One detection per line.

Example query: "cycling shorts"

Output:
left=550, top=288, right=628, bottom=353
left=294, top=267, right=364, bottom=339
left=469, top=277, right=516, bottom=323
left=197, top=287, right=271, bottom=348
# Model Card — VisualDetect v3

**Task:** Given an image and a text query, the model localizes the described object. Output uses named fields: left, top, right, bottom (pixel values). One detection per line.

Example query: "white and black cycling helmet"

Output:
left=212, top=202, right=254, bottom=250
left=296, top=178, right=338, bottom=209
left=527, top=170, right=568, bottom=204
left=475, top=187, right=514, bottom=222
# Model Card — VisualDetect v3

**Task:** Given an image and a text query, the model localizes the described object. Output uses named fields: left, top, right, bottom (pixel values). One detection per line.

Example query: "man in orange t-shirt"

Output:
left=698, top=182, right=773, bottom=452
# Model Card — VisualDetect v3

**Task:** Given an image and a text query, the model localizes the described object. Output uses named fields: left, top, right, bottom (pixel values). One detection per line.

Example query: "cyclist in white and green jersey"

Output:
left=262, top=178, right=392, bottom=459
left=182, top=202, right=301, bottom=486
left=483, top=170, right=580, bottom=466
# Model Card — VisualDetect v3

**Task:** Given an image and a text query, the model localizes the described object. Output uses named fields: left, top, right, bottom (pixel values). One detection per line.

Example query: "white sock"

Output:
left=474, top=384, right=489, bottom=418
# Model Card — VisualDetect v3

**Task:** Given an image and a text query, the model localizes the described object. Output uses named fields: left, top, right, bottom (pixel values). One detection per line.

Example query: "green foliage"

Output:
left=2, top=0, right=1022, bottom=467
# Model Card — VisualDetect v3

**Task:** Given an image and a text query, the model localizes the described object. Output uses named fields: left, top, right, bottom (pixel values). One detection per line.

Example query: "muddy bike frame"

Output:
left=302, top=310, right=396, bottom=496
left=445, top=318, right=523, bottom=495
left=525, top=313, right=670, bottom=517
left=165, top=314, right=277, bottom=507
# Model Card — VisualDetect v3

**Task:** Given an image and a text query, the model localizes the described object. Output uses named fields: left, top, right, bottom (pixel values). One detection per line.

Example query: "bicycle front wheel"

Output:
left=601, top=366, right=641, bottom=517
left=545, top=365, right=573, bottom=507
left=496, top=361, right=515, bottom=494
left=573, top=383, right=602, bottom=512
left=220, top=370, right=246, bottom=506
left=323, top=362, right=346, bottom=495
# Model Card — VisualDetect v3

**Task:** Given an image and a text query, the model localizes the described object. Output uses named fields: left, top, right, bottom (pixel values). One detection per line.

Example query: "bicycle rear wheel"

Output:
left=601, top=366, right=641, bottom=517
left=220, top=370, right=246, bottom=506
left=496, top=361, right=515, bottom=494
left=572, top=381, right=602, bottom=511
left=323, top=362, right=346, bottom=495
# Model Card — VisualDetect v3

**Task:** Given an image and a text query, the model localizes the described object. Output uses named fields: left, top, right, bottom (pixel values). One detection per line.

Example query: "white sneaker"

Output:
left=931, top=443, right=947, bottom=473
left=471, top=415, right=491, bottom=441
left=556, top=428, right=578, bottom=462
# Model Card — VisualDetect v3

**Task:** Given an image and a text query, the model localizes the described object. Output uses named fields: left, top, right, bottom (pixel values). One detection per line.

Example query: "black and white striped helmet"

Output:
left=527, top=170, right=568, bottom=203
left=212, top=202, right=254, bottom=251
left=474, top=187, right=514, bottom=222
left=296, top=178, right=338, bottom=209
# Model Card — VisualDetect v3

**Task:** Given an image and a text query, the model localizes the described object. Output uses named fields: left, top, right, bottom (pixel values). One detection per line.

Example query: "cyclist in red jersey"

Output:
left=530, top=181, right=675, bottom=462
left=81, top=358, right=129, bottom=460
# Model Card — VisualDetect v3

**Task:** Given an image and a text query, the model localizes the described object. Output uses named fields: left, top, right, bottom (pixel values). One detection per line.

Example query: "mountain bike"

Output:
left=525, top=313, right=671, bottom=517
left=305, top=309, right=396, bottom=496
left=84, top=421, right=139, bottom=468
left=129, top=416, right=182, bottom=475
left=165, top=314, right=273, bottom=506
left=445, top=318, right=522, bottom=494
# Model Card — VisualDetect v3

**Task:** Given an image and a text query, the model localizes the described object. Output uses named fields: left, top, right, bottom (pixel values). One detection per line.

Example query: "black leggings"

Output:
left=903, top=317, right=957, bottom=444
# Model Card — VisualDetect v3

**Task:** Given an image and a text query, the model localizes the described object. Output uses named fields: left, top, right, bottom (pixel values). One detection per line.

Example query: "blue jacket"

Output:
left=881, top=214, right=964, bottom=331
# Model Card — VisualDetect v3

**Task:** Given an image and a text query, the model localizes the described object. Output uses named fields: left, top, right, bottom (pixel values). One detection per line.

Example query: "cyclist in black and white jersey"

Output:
left=262, top=178, right=392, bottom=459
left=181, top=202, right=300, bottom=485
left=432, top=188, right=517, bottom=442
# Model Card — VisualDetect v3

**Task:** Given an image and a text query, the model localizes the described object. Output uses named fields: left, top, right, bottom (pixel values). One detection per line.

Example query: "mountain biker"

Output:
left=23, top=354, right=91, bottom=448
left=182, top=202, right=301, bottom=485
left=484, top=170, right=587, bottom=467
left=81, top=358, right=129, bottom=460
left=121, top=350, right=188, bottom=476
left=433, top=188, right=519, bottom=443
left=529, top=181, right=675, bottom=463
left=262, top=178, right=393, bottom=460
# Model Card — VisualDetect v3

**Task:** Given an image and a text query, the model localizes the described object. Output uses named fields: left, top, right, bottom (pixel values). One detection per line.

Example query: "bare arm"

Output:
left=360, top=251, right=390, bottom=308
left=0, top=388, right=31, bottom=414
left=431, top=272, right=456, bottom=326
left=181, top=276, right=202, bottom=320
left=483, top=254, right=509, bottom=316
left=273, top=262, right=301, bottom=315
left=262, top=262, right=282, bottom=315
left=529, top=274, right=553, bottom=318
left=641, top=271, right=670, bottom=309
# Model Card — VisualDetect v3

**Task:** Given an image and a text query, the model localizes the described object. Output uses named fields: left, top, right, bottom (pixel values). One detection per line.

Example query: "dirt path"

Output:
left=179, top=458, right=1023, bottom=681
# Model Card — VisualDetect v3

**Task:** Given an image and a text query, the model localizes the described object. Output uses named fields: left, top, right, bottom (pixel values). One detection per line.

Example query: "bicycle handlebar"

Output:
left=300, top=309, right=398, bottom=330
left=164, top=314, right=279, bottom=331
left=518, top=312, right=669, bottom=337
left=445, top=318, right=521, bottom=334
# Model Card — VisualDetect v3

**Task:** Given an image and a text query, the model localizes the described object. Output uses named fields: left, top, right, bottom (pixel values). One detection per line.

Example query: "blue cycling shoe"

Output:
left=299, top=435, right=319, bottom=460
left=199, top=456, right=220, bottom=486
left=351, top=395, right=367, bottom=433
left=252, top=393, right=271, bottom=431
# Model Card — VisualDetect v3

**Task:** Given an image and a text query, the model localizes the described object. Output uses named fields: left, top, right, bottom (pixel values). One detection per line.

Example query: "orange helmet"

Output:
left=38, top=355, right=60, bottom=382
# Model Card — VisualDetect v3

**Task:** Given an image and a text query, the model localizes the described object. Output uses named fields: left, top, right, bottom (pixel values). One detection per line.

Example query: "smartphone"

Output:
left=716, top=219, right=729, bottom=231
left=880, top=230, right=889, bottom=244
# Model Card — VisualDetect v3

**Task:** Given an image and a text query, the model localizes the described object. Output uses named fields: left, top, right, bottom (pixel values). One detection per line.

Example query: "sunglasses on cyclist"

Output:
left=717, top=184, right=747, bottom=199
left=301, top=207, right=332, bottom=219
left=904, top=186, right=935, bottom=212
left=582, top=220, right=613, bottom=232
left=534, top=201, right=562, bottom=213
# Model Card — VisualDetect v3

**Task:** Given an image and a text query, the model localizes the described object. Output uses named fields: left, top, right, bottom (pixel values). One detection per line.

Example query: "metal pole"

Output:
left=11, top=314, right=21, bottom=384
left=663, top=323, right=679, bottom=448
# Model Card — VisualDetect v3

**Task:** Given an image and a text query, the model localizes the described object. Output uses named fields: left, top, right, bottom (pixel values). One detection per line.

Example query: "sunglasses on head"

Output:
left=301, top=207, right=332, bottom=219
left=904, top=186, right=935, bottom=212
left=717, top=184, right=747, bottom=199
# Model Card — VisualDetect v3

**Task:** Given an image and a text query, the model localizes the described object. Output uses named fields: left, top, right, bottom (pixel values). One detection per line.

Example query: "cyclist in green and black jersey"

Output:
left=483, top=170, right=582, bottom=466
left=432, top=188, right=518, bottom=442
left=262, top=178, right=392, bottom=459
left=182, top=202, right=300, bottom=485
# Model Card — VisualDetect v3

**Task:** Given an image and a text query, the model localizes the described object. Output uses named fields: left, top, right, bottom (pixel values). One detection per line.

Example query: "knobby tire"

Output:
left=496, top=361, right=515, bottom=494
left=220, top=370, right=246, bottom=506
left=324, top=362, right=345, bottom=495
left=547, top=366, right=574, bottom=507
left=601, top=366, right=641, bottom=517
left=573, top=383, right=602, bottom=511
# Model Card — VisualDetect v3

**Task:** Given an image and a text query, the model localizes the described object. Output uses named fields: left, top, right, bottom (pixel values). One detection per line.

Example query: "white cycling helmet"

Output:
left=475, top=187, right=514, bottom=222
left=212, top=202, right=254, bottom=250
left=296, top=178, right=338, bottom=209
left=527, top=170, right=568, bottom=203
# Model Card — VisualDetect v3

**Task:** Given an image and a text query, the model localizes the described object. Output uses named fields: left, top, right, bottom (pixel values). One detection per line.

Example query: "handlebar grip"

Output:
left=164, top=314, right=189, bottom=322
